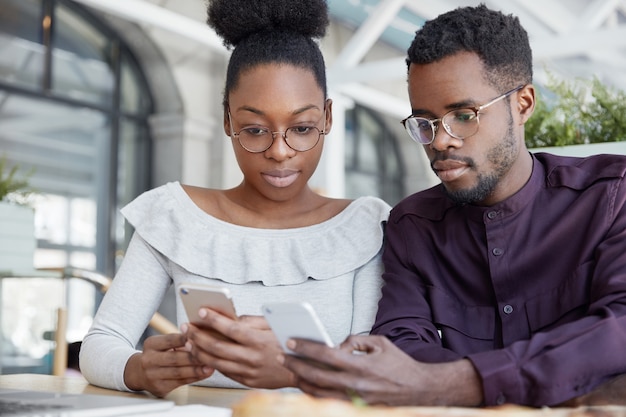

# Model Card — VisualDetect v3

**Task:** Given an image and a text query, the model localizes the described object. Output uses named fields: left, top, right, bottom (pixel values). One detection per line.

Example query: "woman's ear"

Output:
left=517, top=84, right=535, bottom=125
left=324, top=98, right=333, bottom=134
left=223, top=107, right=232, bottom=136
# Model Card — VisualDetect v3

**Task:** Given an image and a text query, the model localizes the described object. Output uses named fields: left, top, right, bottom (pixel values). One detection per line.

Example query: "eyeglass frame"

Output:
left=400, top=84, right=525, bottom=145
left=227, top=108, right=328, bottom=153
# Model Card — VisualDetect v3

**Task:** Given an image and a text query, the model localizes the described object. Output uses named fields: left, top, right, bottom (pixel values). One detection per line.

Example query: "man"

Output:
left=280, top=4, right=626, bottom=407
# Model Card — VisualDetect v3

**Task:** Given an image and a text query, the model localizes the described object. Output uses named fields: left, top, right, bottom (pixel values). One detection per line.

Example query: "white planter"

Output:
left=531, top=141, right=626, bottom=157
left=0, top=202, right=36, bottom=275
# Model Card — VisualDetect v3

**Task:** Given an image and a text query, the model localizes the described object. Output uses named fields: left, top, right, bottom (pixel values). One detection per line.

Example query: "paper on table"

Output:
left=128, top=404, right=232, bottom=417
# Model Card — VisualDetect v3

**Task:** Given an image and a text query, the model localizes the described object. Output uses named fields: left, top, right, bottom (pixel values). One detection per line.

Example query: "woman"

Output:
left=79, top=0, right=390, bottom=397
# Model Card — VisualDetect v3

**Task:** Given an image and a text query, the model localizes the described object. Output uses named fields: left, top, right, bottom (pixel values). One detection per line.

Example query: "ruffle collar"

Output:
left=121, top=182, right=390, bottom=286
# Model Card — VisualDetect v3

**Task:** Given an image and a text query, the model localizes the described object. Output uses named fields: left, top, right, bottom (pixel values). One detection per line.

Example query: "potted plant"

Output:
left=526, top=75, right=626, bottom=156
left=0, top=156, right=37, bottom=275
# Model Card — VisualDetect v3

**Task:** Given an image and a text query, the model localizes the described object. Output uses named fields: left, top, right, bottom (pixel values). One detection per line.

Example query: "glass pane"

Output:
left=344, top=109, right=356, bottom=167
left=34, top=194, right=69, bottom=245
left=0, top=92, right=109, bottom=270
left=380, top=177, right=403, bottom=205
left=66, top=278, right=96, bottom=343
left=0, top=0, right=42, bottom=42
left=51, top=4, right=114, bottom=106
left=120, top=54, right=151, bottom=115
left=34, top=249, right=67, bottom=268
left=115, top=118, right=150, bottom=263
left=384, top=138, right=401, bottom=175
left=0, top=0, right=45, bottom=90
left=345, top=172, right=378, bottom=199
left=355, top=111, right=380, bottom=172
left=1, top=277, right=64, bottom=374
left=69, top=198, right=96, bottom=247
left=344, top=106, right=404, bottom=202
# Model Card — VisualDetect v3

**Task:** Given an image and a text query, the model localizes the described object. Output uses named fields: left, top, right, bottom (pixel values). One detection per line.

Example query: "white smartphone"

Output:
left=262, top=302, right=334, bottom=354
left=178, top=282, right=237, bottom=322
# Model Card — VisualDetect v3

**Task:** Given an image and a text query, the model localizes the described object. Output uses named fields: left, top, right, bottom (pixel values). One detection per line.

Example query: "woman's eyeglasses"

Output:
left=228, top=110, right=327, bottom=153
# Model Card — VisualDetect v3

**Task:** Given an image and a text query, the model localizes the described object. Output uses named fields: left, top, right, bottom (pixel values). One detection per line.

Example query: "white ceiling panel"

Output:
left=70, top=0, right=626, bottom=119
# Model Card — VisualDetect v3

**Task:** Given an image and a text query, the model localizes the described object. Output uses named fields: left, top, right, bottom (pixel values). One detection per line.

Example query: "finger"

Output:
left=187, top=327, right=270, bottom=372
left=195, top=309, right=256, bottom=344
left=186, top=323, right=238, bottom=354
left=143, top=334, right=188, bottom=351
left=194, top=309, right=240, bottom=336
left=187, top=334, right=245, bottom=364
left=145, top=363, right=214, bottom=384
left=182, top=341, right=264, bottom=384
left=143, top=347, right=200, bottom=368
left=338, top=334, right=387, bottom=352
left=187, top=321, right=235, bottom=344
left=284, top=354, right=363, bottom=401
left=195, top=354, right=250, bottom=377
left=295, top=377, right=352, bottom=402
left=282, top=353, right=344, bottom=388
left=287, top=338, right=356, bottom=369
left=238, top=315, right=270, bottom=330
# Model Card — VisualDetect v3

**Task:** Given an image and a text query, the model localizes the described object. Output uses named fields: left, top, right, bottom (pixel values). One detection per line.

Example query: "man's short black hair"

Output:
left=407, top=4, right=533, bottom=90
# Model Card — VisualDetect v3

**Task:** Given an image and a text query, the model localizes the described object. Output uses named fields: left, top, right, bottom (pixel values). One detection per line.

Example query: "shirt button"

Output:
left=492, top=248, right=504, bottom=256
left=487, top=211, right=497, bottom=219
left=503, top=305, right=513, bottom=314
left=496, top=393, right=506, bottom=405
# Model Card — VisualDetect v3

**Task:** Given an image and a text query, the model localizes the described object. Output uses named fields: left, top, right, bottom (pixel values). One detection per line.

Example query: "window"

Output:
left=345, top=105, right=405, bottom=204
left=0, top=0, right=153, bottom=369
left=0, top=0, right=152, bottom=274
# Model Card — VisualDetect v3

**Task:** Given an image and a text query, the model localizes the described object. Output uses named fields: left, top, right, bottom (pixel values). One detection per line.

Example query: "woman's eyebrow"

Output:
left=233, top=104, right=322, bottom=116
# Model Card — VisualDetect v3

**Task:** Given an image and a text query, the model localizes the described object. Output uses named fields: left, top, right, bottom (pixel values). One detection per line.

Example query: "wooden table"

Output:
left=0, top=373, right=249, bottom=408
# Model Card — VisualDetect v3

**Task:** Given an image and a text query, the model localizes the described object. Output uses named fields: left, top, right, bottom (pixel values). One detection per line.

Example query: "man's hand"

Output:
left=281, top=334, right=483, bottom=407
left=124, top=333, right=213, bottom=398
left=560, top=374, right=626, bottom=406
left=184, top=308, right=296, bottom=388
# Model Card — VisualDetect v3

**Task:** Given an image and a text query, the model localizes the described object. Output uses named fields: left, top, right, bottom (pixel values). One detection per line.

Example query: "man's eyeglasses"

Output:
left=228, top=110, right=327, bottom=153
left=401, top=85, right=525, bottom=145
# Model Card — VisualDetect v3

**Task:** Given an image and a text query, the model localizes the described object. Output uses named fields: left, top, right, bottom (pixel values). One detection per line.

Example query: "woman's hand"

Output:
left=184, top=308, right=296, bottom=388
left=123, top=333, right=213, bottom=397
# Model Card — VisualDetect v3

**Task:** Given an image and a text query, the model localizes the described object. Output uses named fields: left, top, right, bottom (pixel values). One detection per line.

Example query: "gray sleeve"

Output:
left=79, top=233, right=172, bottom=391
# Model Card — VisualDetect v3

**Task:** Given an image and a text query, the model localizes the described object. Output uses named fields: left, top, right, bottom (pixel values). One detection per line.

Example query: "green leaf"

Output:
left=0, top=155, right=35, bottom=205
left=525, top=73, right=626, bottom=148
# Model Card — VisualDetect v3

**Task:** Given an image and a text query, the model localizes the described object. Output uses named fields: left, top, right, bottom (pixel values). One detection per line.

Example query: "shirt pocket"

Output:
left=524, top=261, right=593, bottom=332
left=427, top=285, right=496, bottom=355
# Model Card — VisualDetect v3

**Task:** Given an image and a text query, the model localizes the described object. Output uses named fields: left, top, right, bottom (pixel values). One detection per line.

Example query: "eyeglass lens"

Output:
left=405, top=109, right=479, bottom=144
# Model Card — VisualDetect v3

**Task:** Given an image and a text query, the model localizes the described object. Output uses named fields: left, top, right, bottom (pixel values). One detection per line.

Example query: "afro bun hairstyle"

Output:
left=207, top=0, right=329, bottom=49
left=206, top=0, right=330, bottom=106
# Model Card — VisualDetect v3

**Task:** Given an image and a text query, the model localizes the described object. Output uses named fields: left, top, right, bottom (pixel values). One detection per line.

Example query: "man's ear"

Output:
left=517, top=84, right=536, bottom=125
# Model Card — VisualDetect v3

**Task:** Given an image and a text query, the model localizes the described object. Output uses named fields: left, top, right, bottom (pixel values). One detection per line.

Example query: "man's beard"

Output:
left=445, top=118, right=517, bottom=205
left=446, top=172, right=499, bottom=205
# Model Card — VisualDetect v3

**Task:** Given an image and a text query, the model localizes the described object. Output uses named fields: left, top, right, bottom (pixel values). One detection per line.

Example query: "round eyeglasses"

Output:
left=228, top=111, right=327, bottom=153
left=401, top=85, right=524, bottom=145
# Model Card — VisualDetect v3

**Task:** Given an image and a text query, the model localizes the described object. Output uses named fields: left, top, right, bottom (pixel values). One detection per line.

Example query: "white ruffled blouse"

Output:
left=80, top=182, right=391, bottom=390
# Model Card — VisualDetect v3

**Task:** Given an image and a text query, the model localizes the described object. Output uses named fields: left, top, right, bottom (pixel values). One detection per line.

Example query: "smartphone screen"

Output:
left=262, top=302, right=334, bottom=353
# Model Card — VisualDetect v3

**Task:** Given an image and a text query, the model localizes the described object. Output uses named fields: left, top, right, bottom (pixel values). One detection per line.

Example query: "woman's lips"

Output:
left=432, top=160, right=470, bottom=182
left=261, top=169, right=300, bottom=188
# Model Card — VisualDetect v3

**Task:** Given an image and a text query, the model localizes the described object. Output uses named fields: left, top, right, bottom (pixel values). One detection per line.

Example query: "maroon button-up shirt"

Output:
left=372, top=152, right=626, bottom=406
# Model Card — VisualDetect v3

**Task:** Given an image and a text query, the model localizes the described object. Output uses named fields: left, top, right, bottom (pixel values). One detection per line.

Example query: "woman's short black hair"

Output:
left=407, top=4, right=533, bottom=90
left=207, top=0, right=329, bottom=108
